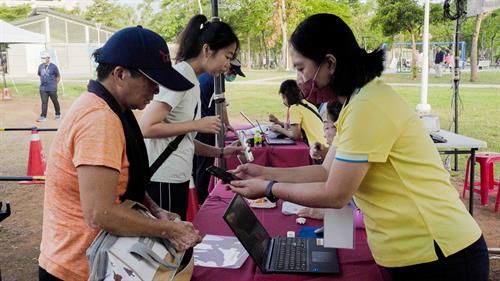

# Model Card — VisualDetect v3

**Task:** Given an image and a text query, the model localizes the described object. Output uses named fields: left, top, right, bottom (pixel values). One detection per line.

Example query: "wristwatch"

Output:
left=265, top=180, right=278, bottom=203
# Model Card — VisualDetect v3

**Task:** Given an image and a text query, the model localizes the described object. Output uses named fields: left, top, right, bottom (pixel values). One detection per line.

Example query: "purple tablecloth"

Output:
left=192, top=183, right=391, bottom=281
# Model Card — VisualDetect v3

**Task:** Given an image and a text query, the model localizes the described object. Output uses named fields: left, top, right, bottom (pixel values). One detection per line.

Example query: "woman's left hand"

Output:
left=270, top=124, right=282, bottom=133
left=229, top=178, right=268, bottom=199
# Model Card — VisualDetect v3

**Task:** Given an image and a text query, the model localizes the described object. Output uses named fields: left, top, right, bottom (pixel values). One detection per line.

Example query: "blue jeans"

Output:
left=386, top=235, right=489, bottom=281
left=39, top=90, right=60, bottom=117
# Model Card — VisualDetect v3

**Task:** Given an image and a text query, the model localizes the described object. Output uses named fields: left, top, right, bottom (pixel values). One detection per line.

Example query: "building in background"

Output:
left=1, top=0, right=92, bottom=10
left=8, top=7, right=114, bottom=78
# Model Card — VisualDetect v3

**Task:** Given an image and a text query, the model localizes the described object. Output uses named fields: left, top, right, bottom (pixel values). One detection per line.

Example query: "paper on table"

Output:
left=323, top=203, right=355, bottom=249
left=194, top=234, right=249, bottom=268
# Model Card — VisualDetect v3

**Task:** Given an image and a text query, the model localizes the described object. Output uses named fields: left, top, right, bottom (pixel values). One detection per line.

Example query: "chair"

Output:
left=495, top=180, right=500, bottom=213
left=462, top=152, right=500, bottom=206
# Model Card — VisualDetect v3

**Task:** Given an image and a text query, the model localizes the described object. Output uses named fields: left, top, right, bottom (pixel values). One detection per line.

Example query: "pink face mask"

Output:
left=297, top=63, right=335, bottom=107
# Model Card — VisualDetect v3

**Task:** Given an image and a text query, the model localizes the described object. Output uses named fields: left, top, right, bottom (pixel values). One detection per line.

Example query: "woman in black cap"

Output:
left=229, top=13, right=488, bottom=281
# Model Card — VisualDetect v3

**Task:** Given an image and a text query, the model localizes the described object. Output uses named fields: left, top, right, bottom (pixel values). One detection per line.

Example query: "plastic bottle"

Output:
left=254, top=131, right=262, bottom=147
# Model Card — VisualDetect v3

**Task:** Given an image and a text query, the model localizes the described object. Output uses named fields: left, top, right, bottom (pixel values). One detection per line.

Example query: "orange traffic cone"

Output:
left=186, top=178, right=200, bottom=222
left=1, top=88, right=12, bottom=100
left=19, top=128, right=46, bottom=185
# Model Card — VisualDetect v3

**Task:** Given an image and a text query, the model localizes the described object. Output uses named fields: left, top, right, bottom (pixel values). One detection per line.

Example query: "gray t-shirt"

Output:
left=144, top=61, right=201, bottom=183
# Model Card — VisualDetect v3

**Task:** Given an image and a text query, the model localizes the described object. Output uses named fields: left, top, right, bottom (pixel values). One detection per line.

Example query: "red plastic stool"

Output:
left=462, top=152, right=500, bottom=206
left=495, top=180, right=500, bottom=213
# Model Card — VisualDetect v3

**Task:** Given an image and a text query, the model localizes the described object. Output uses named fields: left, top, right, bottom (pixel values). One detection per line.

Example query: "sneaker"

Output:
left=55, top=114, right=61, bottom=120
left=36, top=117, right=47, bottom=122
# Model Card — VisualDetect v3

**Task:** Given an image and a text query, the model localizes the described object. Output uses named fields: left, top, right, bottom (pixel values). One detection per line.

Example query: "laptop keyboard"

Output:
left=275, top=237, right=307, bottom=271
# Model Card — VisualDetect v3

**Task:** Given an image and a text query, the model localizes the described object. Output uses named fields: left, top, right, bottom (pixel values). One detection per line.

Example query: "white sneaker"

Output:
left=36, top=117, right=47, bottom=122
left=55, top=114, right=61, bottom=120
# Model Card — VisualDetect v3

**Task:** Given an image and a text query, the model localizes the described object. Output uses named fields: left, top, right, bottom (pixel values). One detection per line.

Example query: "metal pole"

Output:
left=452, top=16, right=462, bottom=171
left=416, top=0, right=431, bottom=114
left=211, top=0, right=226, bottom=169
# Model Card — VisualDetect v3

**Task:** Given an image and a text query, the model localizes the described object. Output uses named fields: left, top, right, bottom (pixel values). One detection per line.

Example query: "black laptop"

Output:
left=223, top=194, right=340, bottom=274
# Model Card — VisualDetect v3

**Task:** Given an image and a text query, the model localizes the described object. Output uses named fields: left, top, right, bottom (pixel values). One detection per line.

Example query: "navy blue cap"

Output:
left=95, top=26, right=194, bottom=91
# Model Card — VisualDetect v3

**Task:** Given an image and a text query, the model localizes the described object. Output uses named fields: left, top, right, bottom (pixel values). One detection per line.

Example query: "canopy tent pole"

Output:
left=444, top=0, right=466, bottom=171
left=211, top=0, right=226, bottom=169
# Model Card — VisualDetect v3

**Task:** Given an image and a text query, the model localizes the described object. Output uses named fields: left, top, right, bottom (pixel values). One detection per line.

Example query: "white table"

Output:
left=434, top=130, right=487, bottom=216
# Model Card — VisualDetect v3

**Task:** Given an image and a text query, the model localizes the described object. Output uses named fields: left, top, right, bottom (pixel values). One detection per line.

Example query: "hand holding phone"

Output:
left=206, top=165, right=242, bottom=183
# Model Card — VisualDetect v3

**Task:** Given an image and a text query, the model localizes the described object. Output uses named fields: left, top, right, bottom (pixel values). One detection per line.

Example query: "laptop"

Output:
left=255, top=120, right=295, bottom=145
left=223, top=194, right=340, bottom=274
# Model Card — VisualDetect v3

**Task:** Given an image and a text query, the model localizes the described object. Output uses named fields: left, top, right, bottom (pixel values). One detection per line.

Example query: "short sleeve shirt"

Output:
left=332, top=79, right=481, bottom=267
left=145, top=61, right=201, bottom=183
left=289, top=100, right=327, bottom=146
left=38, top=63, right=60, bottom=91
left=39, top=92, right=129, bottom=280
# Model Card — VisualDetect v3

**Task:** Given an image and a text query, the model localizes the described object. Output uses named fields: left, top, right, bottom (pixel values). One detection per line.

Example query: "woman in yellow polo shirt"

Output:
left=268, top=79, right=327, bottom=147
left=229, top=13, right=488, bottom=281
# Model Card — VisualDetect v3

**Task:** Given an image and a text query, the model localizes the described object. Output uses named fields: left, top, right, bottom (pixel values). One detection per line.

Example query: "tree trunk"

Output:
left=247, top=35, right=251, bottom=68
left=261, top=32, right=269, bottom=69
left=470, top=12, right=487, bottom=82
left=410, top=32, right=418, bottom=80
left=278, top=0, right=288, bottom=70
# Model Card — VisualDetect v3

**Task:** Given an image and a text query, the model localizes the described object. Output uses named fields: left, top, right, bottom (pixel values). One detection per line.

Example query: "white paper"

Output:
left=323, top=204, right=355, bottom=249
left=194, top=235, right=249, bottom=269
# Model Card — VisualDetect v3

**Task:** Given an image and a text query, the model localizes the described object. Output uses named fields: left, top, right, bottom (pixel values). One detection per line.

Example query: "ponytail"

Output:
left=176, top=14, right=240, bottom=62
left=359, top=47, right=385, bottom=85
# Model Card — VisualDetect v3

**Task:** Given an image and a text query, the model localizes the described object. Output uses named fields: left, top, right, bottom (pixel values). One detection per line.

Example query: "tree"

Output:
left=469, top=12, right=489, bottom=82
left=373, top=0, right=423, bottom=79
left=84, top=0, right=136, bottom=29
left=0, top=4, right=31, bottom=22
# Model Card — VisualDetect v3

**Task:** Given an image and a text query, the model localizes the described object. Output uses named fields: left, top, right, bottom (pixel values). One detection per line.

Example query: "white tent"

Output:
left=0, top=19, right=45, bottom=44
left=0, top=19, right=45, bottom=90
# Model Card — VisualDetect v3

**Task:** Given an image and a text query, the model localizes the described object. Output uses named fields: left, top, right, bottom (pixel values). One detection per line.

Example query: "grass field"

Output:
left=5, top=69, right=500, bottom=178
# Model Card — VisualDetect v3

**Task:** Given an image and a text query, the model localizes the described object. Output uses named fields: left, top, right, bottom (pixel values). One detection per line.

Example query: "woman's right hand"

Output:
left=230, top=163, right=266, bottom=180
left=165, top=221, right=202, bottom=251
left=195, top=116, right=221, bottom=134
left=268, top=114, right=279, bottom=124
left=309, top=142, right=324, bottom=160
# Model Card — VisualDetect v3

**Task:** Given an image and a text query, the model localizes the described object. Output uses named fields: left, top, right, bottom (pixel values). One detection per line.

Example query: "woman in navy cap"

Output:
left=140, top=15, right=242, bottom=220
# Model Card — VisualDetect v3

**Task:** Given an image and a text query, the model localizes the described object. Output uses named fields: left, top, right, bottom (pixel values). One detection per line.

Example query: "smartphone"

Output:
left=206, top=165, right=241, bottom=183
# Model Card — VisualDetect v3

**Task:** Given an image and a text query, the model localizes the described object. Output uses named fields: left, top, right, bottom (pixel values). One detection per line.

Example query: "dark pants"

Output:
left=386, top=235, right=489, bottom=281
left=40, top=90, right=61, bottom=117
left=39, top=267, right=62, bottom=281
left=146, top=181, right=189, bottom=220
left=193, top=132, right=215, bottom=204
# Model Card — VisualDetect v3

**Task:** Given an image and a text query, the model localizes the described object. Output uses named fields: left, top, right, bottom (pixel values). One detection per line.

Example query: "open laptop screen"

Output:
left=223, top=195, right=271, bottom=269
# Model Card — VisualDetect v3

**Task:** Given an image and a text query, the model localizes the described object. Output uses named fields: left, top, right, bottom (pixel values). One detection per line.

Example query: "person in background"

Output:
left=230, top=13, right=488, bottom=281
left=309, top=101, right=342, bottom=161
left=139, top=14, right=242, bottom=220
left=193, top=59, right=245, bottom=204
left=38, top=26, right=201, bottom=281
left=268, top=79, right=326, bottom=147
left=434, top=46, right=445, bottom=78
left=37, top=52, right=61, bottom=122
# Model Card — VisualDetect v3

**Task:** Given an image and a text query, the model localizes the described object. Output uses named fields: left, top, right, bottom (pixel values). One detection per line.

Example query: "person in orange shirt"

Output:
left=38, top=26, right=202, bottom=281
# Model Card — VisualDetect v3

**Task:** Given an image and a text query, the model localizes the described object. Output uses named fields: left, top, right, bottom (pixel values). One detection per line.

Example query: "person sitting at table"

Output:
left=309, top=100, right=342, bottom=161
left=229, top=13, right=488, bottom=281
left=139, top=14, right=243, bottom=220
left=268, top=79, right=327, bottom=147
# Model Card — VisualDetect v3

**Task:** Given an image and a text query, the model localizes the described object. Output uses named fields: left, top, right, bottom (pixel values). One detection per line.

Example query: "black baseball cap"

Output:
left=230, top=58, right=246, bottom=77
left=95, top=26, right=194, bottom=91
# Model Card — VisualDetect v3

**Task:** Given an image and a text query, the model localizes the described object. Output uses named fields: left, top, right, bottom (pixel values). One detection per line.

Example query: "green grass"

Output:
left=380, top=71, right=500, bottom=84
left=6, top=70, right=499, bottom=179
